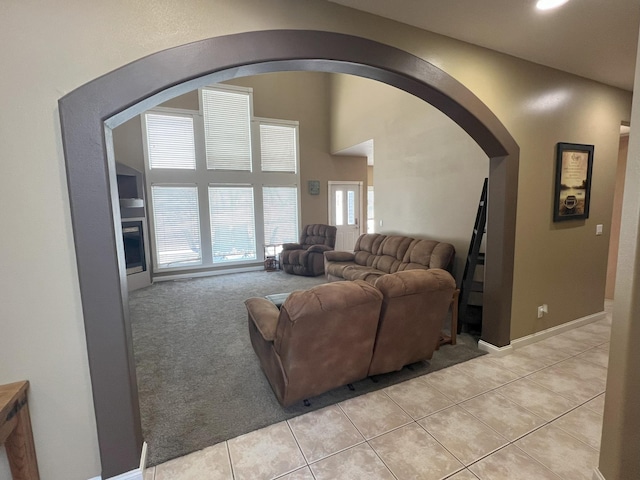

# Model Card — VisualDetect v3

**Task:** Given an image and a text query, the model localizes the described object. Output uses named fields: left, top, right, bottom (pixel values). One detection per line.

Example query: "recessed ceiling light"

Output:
left=536, top=0, right=570, bottom=10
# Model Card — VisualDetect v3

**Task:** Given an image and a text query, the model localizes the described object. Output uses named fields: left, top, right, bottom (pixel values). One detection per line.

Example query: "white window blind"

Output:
left=145, top=113, right=196, bottom=169
left=151, top=185, right=202, bottom=268
left=260, top=123, right=297, bottom=173
left=202, top=88, right=252, bottom=171
left=209, top=186, right=257, bottom=263
left=347, top=190, right=356, bottom=225
left=263, top=186, right=299, bottom=245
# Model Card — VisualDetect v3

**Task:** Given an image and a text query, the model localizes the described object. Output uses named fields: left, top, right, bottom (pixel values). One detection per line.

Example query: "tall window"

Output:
left=201, top=88, right=252, bottom=171
left=143, top=84, right=300, bottom=272
left=263, top=186, right=298, bottom=245
left=151, top=185, right=201, bottom=268
left=146, top=113, right=196, bottom=170
left=209, top=186, right=256, bottom=263
left=260, top=123, right=297, bottom=173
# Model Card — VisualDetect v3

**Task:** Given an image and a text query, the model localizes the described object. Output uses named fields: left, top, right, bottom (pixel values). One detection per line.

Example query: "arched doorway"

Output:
left=59, top=30, right=519, bottom=477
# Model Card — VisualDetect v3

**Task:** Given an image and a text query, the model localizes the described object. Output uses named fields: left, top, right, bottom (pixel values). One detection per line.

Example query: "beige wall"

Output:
left=598, top=25, right=640, bottom=478
left=330, top=74, right=489, bottom=281
left=605, top=135, right=629, bottom=299
left=331, top=61, right=630, bottom=341
left=0, top=1, right=633, bottom=478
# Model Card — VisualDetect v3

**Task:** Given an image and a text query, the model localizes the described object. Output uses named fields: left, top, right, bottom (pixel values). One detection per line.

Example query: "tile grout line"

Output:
left=225, top=441, right=236, bottom=480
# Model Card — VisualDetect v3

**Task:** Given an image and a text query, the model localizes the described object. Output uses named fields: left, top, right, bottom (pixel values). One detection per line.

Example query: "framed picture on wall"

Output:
left=553, top=142, right=594, bottom=222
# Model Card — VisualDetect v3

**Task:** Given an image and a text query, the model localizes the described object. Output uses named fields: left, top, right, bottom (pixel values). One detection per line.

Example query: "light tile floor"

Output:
left=145, top=313, right=611, bottom=480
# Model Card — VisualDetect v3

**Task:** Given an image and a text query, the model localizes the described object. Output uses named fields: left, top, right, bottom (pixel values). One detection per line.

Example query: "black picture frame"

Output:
left=553, top=142, right=594, bottom=222
left=308, top=180, right=320, bottom=195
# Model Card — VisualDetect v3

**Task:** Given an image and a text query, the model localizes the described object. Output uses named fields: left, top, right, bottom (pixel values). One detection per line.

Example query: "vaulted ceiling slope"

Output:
left=329, top=0, right=639, bottom=91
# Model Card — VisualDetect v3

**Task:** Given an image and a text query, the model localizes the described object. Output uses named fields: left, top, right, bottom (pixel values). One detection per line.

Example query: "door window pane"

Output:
left=335, top=190, right=344, bottom=226
left=347, top=190, right=355, bottom=225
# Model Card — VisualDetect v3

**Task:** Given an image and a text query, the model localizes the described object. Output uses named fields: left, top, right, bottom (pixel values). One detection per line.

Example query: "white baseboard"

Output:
left=154, top=265, right=263, bottom=282
left=478, top=340, right=513, bottom=357
left=478, top=310, right=606, bottom=357
left=511, top=311, right=606, bottom=350
left=593, top=466, right=606, bottom=480
left=88, top=442, right=148, bottom=480
left=88, top=468, right=143, bottom=480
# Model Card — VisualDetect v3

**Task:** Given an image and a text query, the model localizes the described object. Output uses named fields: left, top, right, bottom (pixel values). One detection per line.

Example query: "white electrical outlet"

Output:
left=537, top=304, right=548, bottom=318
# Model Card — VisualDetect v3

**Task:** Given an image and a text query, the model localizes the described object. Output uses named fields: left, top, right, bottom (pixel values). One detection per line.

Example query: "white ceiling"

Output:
left=328, top=0, right=639, bottom=91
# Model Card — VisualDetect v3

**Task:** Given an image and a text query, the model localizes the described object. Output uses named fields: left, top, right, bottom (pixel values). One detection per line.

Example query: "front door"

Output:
left=329, top=181, right=362, bottom=251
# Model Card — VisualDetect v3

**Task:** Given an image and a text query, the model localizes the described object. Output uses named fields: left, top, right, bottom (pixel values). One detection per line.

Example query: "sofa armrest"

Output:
left=307, top=244, right=333, bottom=254
left=245, top=297, right=280, bottom=342
left=324, top=250, right=355, bottom=262
left=282, top=243, right=303, bottom=251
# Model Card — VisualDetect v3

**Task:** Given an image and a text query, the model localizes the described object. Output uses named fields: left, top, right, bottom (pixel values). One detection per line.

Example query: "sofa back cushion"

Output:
left=300, top=224, right=337, bottom=248
left=274, top=280, right=382, bottom=404
left=371, top=235, right=413, bottom=273
left=368, top=269, right=456, bottom=376
left=353, top=233, right=385, bottom=266
left=399, top=239, right=455, bottom=272
left=350, top=233, right=455, bottom=274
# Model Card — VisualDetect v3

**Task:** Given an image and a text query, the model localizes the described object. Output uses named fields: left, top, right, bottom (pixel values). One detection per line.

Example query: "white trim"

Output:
left=479, top=309, right=607, bottom=357
left=88, top=442, right=148, bottom=480
left=154, top=264, right=263, bottom=282
left=592, top=467, right=606, bottom=480
left=140, top=442, right=148, bottom=472
left=88, top=469, right=142, bottom=480
left=327, top=180, right=364, bottom=236
left=478, top=340, right=514, bottom=357
left=511, top=311, right=606, bottom=349
left=108, top=469, right=143, bottom=480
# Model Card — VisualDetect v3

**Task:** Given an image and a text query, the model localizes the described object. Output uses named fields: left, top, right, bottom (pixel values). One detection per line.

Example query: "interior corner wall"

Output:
left=330, top=73, right=489, bottom=282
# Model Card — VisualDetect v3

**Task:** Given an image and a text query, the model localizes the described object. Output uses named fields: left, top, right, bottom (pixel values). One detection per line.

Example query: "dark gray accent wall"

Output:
left=58, top=30, right=518, bottom=477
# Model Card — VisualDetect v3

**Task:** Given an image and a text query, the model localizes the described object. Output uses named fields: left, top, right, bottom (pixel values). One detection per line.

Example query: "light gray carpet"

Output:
left=129, top=270, right=485, bottom=467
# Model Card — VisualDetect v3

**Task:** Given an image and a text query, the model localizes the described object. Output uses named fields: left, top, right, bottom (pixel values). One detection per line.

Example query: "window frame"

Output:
left=142, top=86, right=301, bottom=274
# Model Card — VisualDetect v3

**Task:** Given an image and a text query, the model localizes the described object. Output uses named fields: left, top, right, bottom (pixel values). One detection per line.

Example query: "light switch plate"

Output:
left=596, top=224, right=603, bottom=235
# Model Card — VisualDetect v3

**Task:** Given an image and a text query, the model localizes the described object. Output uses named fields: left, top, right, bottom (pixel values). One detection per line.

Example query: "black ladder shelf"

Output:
left=458, top=178, right=487, bottom=333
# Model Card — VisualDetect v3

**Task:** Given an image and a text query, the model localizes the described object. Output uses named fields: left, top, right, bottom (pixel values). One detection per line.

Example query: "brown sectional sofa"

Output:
left=324, top=233, right=456, bottom=284
left=245, top=268, right=456, bottom=407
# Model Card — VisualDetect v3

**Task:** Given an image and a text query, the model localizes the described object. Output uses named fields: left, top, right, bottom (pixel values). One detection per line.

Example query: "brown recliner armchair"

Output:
left=280, top=224, right=337, bottom=276
left=367, top=269, right=456, bottom=376
left=245, top=280, right=383, bottom=407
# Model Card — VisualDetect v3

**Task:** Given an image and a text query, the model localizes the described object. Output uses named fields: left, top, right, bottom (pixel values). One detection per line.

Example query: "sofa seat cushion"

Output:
left=325, top=261, right=353, bottom=279
left=342, top=265, right=386, bottom=284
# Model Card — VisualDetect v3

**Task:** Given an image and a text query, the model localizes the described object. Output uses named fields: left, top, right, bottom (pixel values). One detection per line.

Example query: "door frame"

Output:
left=327, top=180, right=364, bottom=243
left=59, top=30, right=519, bottom=477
